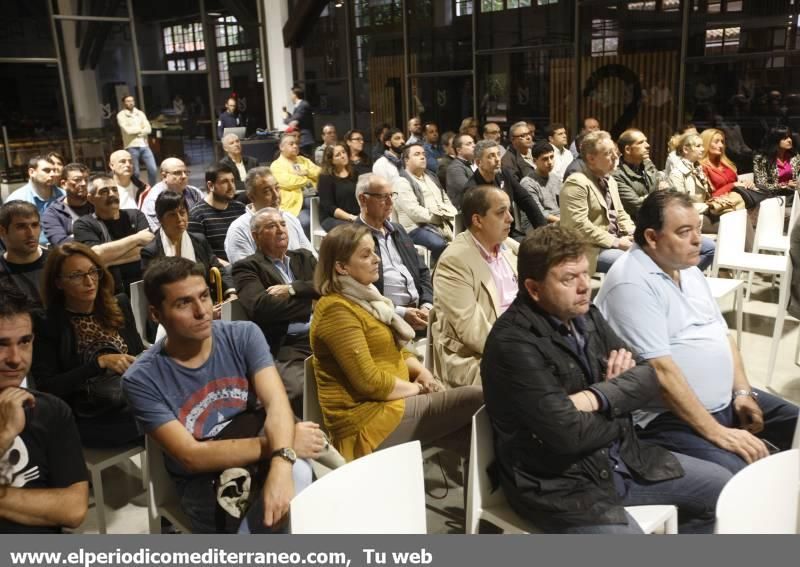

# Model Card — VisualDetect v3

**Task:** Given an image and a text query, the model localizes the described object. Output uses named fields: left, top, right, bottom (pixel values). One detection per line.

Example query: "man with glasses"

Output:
left=501, top=121, right=536, bottom=195
left=355, top=174, right=433, bottom=332
left=117, top=95, right=158, bottom=186
left=0, top=202, right=49, bottom=307
left=141, top=157, right=204, bottom=231
left=6, top=155, right=65, bottom=246
left=41, top=163, right=92, bottom=246
left=74, top=174, right=153, bottom=294
left=225, top=167, right=314, bottom=264
left=482, top=123, right=506, bottom=159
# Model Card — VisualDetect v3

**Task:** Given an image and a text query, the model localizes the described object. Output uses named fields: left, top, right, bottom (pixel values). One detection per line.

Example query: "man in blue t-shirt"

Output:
left=123, top=257, right=324, bottom=533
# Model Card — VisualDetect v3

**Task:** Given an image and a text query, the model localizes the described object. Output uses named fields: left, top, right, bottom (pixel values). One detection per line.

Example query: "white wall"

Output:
left=263, top=0, right=294, bottom=130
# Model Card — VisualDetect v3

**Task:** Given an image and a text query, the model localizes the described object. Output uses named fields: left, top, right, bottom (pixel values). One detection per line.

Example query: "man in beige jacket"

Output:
left=560, top=130, right=635, bottom=275
left=116, top=95, right=158, bottom=186
left=432, top=185, right=518, bottom=388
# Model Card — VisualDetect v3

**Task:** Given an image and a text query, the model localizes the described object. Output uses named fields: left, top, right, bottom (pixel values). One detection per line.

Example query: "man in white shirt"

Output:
left=546, top=122, right=574, bottom=180
left=109, top=150, right=145, bottom=209
left=116, top=95, right=158, bottom=186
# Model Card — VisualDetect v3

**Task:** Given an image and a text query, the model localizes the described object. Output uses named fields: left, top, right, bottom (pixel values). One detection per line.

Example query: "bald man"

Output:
left=109, top=150, right=147, bottom=209
left=140, top=157, right=204, bottom=230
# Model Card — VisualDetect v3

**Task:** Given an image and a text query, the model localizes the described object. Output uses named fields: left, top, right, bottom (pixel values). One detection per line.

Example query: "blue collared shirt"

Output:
left=6, top=182, right=66, bottom=245
left=269, top=254, right=311, bottom=336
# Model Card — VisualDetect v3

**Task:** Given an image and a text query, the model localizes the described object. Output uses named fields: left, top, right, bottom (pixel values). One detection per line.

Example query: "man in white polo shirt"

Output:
left=596, top=190, right=798, bottom=474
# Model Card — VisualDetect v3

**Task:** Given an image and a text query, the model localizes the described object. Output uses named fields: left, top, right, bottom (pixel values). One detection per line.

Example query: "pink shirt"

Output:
left=777, top=158, right=793, bottom=184
left=470, top=234, right=517, bottom=313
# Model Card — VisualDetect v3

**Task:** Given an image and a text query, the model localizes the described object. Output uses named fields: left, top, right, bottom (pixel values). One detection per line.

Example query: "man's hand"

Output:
left=136, top=229, right=155, bottom=246
left=733, top=395, right=764, bottom=434
left=414, top=368, right=441, bottom=394
left=293, top=421, right=325, bottom=459
left=709, top=424, right=769, bottom=464
left=403, top=308, right=428, bottom=330
left=97, top=353, right=136, bottom=374
left=266, top=285, right=292, bottom=299
left=605, top=348, right=636, bottom=380
left=0, top=388, right=34, bottom=454
left=261, top=462, right=294, bottom=528
left=616, top=237, right=633, bottom=251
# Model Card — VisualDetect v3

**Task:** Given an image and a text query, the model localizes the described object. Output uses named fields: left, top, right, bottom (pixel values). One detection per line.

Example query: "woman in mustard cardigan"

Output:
left=310, top=223, right=483, bottom=462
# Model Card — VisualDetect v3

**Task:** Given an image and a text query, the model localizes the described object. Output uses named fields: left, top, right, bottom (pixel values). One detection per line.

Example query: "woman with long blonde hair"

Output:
left=700, top=128, right=755, bottom=198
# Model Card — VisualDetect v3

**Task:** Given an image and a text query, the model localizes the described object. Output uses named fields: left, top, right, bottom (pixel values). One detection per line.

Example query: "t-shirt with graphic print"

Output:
left=122, top=320, right=274, bottom=477
left=0, top=390, right=88, bottom=533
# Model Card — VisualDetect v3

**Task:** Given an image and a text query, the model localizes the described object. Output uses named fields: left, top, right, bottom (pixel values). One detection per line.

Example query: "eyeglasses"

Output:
left=485, top=130, right=501, bottom=135
left=60, top=267, right=103, bottom=284
left=512, top=131, right=532, bottom=139
left=349, top=137, right=364, bottom=142
left=165, top=169, right=190, bottom=177
left=364, top=192, right=398, bottom=201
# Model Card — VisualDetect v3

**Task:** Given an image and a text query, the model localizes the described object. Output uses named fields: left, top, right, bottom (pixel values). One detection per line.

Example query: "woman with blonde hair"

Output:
left=668, top=132, right=712, bottom=213
left=700, top=128, right=755, bottom=198
left=310, top=223, right=482, bottom=462
left=32, top=242, right=143, bottom=447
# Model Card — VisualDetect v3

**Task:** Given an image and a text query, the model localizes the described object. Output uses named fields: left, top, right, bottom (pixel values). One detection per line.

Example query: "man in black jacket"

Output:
left=355, top=174, right=433, bottom=332
left=220, top=133, right=259, bottom=197
left=500, top=121, right=535, bottom=188
left=232, top=208, right=319, bottom=416
left=481, top=224, right=730, bottom=534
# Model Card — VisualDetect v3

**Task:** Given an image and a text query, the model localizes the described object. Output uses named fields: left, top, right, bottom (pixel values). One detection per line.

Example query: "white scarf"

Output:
left=160, top=230, right=196, bottom=262
left=338, top=275, right=415, bottom=347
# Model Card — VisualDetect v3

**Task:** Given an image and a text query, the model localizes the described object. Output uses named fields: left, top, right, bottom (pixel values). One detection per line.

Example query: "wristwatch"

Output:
left=271, top=447, right=297, bottom=465
left=288, top=285, right=296, bottom=297
left=733, top=389, right=759, bottom=400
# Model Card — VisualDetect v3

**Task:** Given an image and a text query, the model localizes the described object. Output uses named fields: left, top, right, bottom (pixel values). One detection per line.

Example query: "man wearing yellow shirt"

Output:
left=270, top=134, right=320, bottom=236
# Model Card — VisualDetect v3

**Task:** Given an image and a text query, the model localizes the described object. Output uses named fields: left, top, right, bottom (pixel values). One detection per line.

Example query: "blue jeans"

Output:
left=698, top=236, right=715, bottom=271
left=561, top=451, right=731, bottom=534
left=409, top=226, right=448, bottom=263
left=638, top=388, right=799, bottom=474
left=127, top=145, right=158, bottom=186
left=297, top=196, right=313, bottom=238
left=596, top=248, right=626, bottom=273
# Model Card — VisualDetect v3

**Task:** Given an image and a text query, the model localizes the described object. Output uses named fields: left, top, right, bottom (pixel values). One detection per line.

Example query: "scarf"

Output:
left=382, top=149, right=402, bottom=171
left=160, top=229, right=196, bottom=262
left=338, top=275, right=415, bottom=347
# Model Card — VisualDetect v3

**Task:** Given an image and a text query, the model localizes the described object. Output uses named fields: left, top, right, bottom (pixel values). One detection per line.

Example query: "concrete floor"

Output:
left=72, top=272, right=800, bottom=535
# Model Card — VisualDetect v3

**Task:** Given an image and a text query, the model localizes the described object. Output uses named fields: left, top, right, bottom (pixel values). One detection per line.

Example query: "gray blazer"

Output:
left=446, top=157, right=474, bottom=209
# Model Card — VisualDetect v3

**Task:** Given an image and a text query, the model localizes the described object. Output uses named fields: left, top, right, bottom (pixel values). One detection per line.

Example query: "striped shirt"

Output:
left=188, top=200, right=246, bottom=261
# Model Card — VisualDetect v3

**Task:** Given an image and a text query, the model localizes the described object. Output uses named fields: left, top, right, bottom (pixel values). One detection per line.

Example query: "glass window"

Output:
left=407, top=0, right=473, bottom=73
left=476, top=0, right=573, bottom=50
left=133, top=0, right=205, bottom=71
left=0, top=4, right=56, bottom=59
left=409, top=75, right=474, bottom=134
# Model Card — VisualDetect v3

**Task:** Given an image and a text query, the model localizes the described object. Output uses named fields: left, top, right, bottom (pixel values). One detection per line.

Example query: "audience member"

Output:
left=233, top=209, right=318, bottom=417
left=482, top=224, right=728, bottom=534
left=141, top=191, right=236, bottom=304
left=220, top=133, right=259, bottom=196
left=547, top=123, right=574, bottom=180
left=282, top=86, right=315, bottom=157
left=372, top=128, right=406, bottom=183
left=0, top=202, right=48, bottom=306
left=310, top=223, right=482, bottom=461
left=318, top=143, right=359, bottom=231
left=394, top=144, right=457, bottom=262
left=187, top=164, right=246, bottom=262
left=74, top=174, right=153, bottom=294
left=569, top=117, right=600, bottom=157
left=500, top=121, right=535, bottom=188
left=224, top=167, right=314, bottom=264
left=0, top=283, right=88, bottom=533
left=271, top=134, right=321, bottom=235
left=109, top=150, right=147, bottom=209
left=422, top=122, right=442, bottom=174
left=753, top=125, right=800, bottom=191
left=664, top=124, right=698, bottom=176
left=141, top=157, right=204, bottom=231
left=116, top=95, right=158, bottom=185
left=371, top=123, right=391, bottom=162
left=216, top=97, right=243, bottom=141
left=46, top=152, right=65, bottom=185
left=445, top=134, right=476, bottom=208
left=41, top=163, right=92, bottom=246
left=432, top=185, right=518, bottom=387
left=482, top=122, right=505, bottom=158
left=596, top=191, right=799, bottom=474
left=560, top=130, right=634, bottom=274
left=6, top=155, right=65, bottom=246
left=701, top=128, right=752, bottom=198
left=406, top=117, right=423, bottom=146
left=123, top=257, right=317, bottom=533
left=437, top=131, right=456, bottom=189
left=355, top=174, right=433, bottom=332
left=343, top=129, right=371, bottom=176
left=668, top=132, right=713, bottom=219
left=314, top=123, right=338, bottom=166
left=519, top=141, right=560, bottom=228
left=459, top=117, right=479, bottom=140
left=32, top=243, right=142, bottom=448
left=612, top=129, right=658, bottom=217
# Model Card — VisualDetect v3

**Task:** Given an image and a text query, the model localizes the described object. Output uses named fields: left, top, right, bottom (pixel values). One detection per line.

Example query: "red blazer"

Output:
left=702, top=161, right=738, bottom=198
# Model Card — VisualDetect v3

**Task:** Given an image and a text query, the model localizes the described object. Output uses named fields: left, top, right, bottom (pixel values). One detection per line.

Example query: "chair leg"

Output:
left=765, top=277, right=789, bottom=390
left=735, top=286, right=743, bottom=348
left=794, top=329, right=800, bottom=367
left=90, top=468, right=107, bottom=534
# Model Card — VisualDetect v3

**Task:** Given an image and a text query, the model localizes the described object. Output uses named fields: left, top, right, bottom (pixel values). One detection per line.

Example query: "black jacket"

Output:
left=481, top=295, right=683, bottom=530
left=355, top=218, right=433, bottom=306
left=232, top=249, right=319, bottom=357
left=465, top=170, right=546, bottom=234
left=445, top=157, right=474, bottom=209
left=500, top=145, right=536, bottom=185
left=30, top=294, right=144, bottom=405
left=220, top=154, right=259, bottom=194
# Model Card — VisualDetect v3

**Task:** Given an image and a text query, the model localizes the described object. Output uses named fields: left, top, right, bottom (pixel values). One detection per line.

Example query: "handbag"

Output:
left=731, top=185, right=794, bottom=209
left=73, top=370, right=128, bottom=419
left=706, top=192, right=746, bottom=216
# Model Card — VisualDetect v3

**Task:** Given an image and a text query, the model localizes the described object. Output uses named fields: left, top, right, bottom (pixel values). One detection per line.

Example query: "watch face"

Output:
left=286, top=448, right=297, bottom=461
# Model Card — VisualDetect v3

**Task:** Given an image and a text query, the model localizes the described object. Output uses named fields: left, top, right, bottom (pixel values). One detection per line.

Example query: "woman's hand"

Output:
left=97, top=353, right=136, bottom=374
left=414, top=368, right=441, bottom=394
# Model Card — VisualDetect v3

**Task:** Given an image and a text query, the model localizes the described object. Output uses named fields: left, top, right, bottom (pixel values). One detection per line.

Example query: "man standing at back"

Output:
left=117, top=95, right=158, bottom=186
left=282, top=87, right=314, bottom=158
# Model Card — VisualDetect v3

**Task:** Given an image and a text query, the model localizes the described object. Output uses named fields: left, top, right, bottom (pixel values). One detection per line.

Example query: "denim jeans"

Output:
left=596, top=248, right=626, bottom=274
left=409, top=226, right=448, bottom=263
left=638, top=388, right=799, bottom=474
left=127, top=145, right=158, bottom=186
left=698, top=236, right=715, bottom=271
left=560, top=451, right=731, bottom=534
left=297, top=196, right=313, bottom=238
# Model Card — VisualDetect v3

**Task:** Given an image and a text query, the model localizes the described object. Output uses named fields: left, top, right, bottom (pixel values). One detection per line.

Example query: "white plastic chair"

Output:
left=466, top=406, right=678, bottom=534
left=144, top=436, right=193, bottom=534
left=715, top=449, right=799, bottom=534
left=705, top=276, right=744, bottom=346
left=83, top=443, right=146, bottom=534
left=711, top=209, right=792, bottom=388
left=415, top=244, right=431, bottom=268
left=302, top=356, right=325, bottom=429
left=748, top=197, right=791, bottom=297
left=309, top=196, right=326, bottom=251
left=129, top=280, right=152, bottom=347
left=290, top=441, right=427, bottom=533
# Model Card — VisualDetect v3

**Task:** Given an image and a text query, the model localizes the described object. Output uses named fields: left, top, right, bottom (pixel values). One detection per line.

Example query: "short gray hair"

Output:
left=579, top=130, right=613, bottom=158
left=509, top=121, right=528, bottom=137
left=474, top=139, right=499, bottom=161
left=221, top=133, right=239, bottom=147
left=249, top=207, right=282, bottom=233
left=245, top=166, right=274, bottom=196
left=355, top=173, right=383, bottom=199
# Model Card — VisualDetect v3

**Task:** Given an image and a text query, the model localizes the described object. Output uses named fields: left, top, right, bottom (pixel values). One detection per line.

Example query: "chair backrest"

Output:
left=715, top=448, right=799, bottom=533
left=220, top=298, right=248, bottom=321
left=144, top=435, right=192, bottom=533
left=753, top=197, right=787, bottom=249
left=129, top=280, right=151, bottom=346
left=303, top=356, right=325, bottom=430
left=309, top=196, right=325, bottom=250
left=466, top=406, right=507, bottom=534
left=792, top=415, right=800, bottom=450
left=789, top=196, right=800, bottom=235
left=290, top=441, right=426, bottom=533
left=415, top=244, right=431, bottom=268
left=714, top=208, right=748, bottom=268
